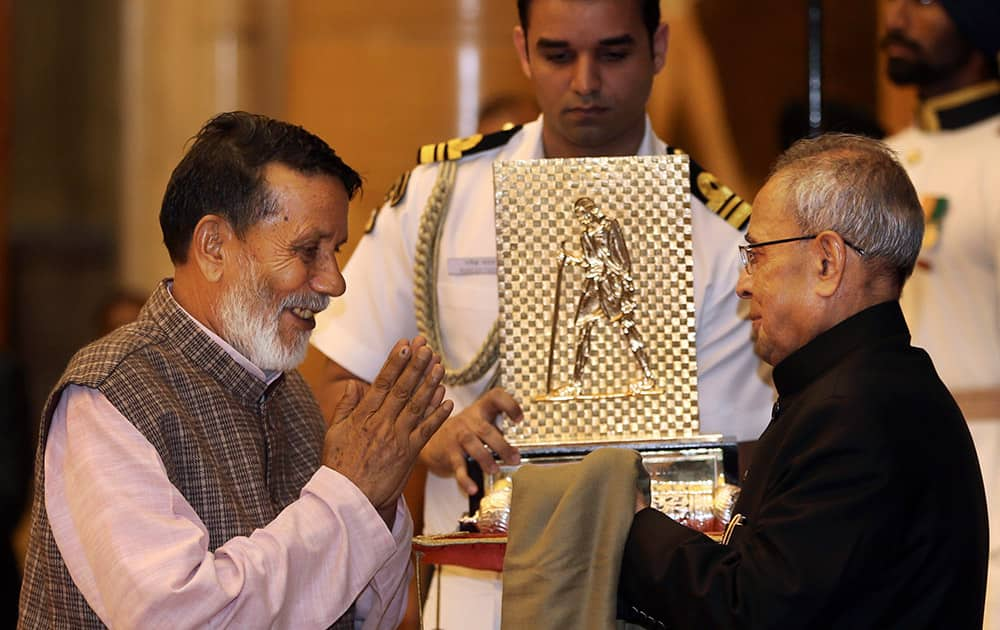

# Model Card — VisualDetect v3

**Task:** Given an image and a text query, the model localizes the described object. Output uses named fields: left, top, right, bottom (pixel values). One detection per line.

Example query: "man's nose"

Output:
left=735, top=267, right=752, bottom=300
left=571, top=55, right=601, bottom=95
left=312, top=255, right=347, bottom=298
left=883, top=0, right=908, bottom=30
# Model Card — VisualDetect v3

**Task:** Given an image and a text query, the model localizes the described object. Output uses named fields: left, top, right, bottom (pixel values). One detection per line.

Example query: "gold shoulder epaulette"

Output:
left=367, top=125, right=522, bottom=235
left=365, top=170, right=412, bottom=234
left=383, top=170, right=411, bottom=208
left=669, top=146, right=751, bottom=231
left=416, top=125, right=522, bottom=165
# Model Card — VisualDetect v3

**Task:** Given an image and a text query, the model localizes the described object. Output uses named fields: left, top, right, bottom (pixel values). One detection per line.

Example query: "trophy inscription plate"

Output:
left=493, top=155, right=698, bottom=449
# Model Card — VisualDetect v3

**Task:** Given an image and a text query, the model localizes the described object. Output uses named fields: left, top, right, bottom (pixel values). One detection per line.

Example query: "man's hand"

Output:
left=314, top=357, right=366, bottom=426
left=419, top=387, right=523, bottom=495
left=322, top=337, right=453, bottom=528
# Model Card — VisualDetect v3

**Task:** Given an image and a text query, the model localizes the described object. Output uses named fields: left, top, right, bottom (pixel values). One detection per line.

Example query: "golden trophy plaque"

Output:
left=493, top=154, right=699, bottom=447
left=412, top=155, right=736, bottom=577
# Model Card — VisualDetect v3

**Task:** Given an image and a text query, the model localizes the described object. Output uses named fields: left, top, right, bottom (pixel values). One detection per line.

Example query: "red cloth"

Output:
left=412, top=534, right=507, bottom=572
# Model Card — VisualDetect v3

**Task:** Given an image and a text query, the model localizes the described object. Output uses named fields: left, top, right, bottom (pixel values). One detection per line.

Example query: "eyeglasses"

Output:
left=738, top=234, right=866, bottom=274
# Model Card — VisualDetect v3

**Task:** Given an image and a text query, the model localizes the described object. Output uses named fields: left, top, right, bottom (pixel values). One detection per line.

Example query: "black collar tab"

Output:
left=916, top=80, right=1000, bottom=131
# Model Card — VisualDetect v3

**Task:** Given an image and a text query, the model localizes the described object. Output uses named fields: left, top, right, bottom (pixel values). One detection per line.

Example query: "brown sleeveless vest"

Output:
left=19, top=281, right=353, bottom=629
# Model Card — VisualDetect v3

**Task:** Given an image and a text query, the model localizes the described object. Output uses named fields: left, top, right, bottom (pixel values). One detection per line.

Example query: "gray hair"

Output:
left=770, top=133, right=924, bottom=289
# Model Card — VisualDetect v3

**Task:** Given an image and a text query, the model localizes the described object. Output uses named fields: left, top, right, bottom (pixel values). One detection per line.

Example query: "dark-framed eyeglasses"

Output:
left=738, top=234, right=865, bottom=274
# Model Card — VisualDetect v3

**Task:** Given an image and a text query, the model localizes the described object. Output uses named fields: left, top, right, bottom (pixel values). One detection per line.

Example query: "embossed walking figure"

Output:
left=547, top=197, right=658, bottom=399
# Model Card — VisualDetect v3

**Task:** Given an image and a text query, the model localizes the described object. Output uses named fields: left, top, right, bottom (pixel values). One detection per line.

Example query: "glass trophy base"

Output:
left=467, top=436, right=738, bottom=535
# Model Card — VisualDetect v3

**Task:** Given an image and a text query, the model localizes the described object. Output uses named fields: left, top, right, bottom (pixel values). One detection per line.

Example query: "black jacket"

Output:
left=620, top=301, right=988, bottom=629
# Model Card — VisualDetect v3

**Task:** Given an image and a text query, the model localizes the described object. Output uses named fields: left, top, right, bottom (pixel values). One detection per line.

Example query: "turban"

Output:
left=939, top=0, right=1000, bottom=59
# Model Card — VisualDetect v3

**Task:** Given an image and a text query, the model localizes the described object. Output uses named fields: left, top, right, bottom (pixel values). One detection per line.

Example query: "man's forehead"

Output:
left=263, top=162, right=331, bottom=196
left=525, top=0, right=646, bottom=41
left=526, top=0, right=641, bottom=17
left=747, top=179, right=792, bottom=236
left=283, top=219, right=336, bottom=239
left=247, top=210, right=341, bottom=242
left=254, top=165, right=348, bottom=238
left=537, top=33, right=637, bottom=48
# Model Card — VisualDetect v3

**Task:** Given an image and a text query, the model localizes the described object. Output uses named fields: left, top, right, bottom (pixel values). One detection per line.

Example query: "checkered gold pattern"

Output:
left=493, top=155, right=698, bottom=450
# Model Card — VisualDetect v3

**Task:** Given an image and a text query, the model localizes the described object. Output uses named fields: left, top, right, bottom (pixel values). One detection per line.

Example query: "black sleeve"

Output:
left=619, top=508, right=718, bottom=627
left=618, top=398, right=898, bottom=629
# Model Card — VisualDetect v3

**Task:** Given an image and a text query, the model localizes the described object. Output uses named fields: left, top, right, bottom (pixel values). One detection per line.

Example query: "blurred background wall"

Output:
left=4, top=0, right=921, bottom=427
left=1, top=0, right=919, bottom=611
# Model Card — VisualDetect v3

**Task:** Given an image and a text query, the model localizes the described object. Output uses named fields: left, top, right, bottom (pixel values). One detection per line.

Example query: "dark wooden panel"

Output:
left=0, top=0, right=8, bottom=350
left=699, top=0, right=880, bottom=195
left=287, top=1, right=530, bottom=263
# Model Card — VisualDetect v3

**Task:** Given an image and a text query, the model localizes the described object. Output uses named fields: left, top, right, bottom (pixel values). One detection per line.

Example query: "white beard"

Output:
left=218, top=254, right=328, bottom=372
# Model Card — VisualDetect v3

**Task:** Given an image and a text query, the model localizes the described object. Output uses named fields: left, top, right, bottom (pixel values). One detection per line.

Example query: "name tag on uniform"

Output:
left=447, top=257, right=496, bottom=276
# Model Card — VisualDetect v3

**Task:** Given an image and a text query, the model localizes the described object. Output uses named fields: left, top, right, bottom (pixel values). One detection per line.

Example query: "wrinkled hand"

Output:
left=322, top=337, right=453, bottom=527
left=419, top=387, right=523, bottom=495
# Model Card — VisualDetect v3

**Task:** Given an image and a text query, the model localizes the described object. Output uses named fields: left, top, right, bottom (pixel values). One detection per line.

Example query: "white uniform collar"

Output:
left=512, top=114, right=664, bottom=160
left=637, top=116, right=667, bottom=157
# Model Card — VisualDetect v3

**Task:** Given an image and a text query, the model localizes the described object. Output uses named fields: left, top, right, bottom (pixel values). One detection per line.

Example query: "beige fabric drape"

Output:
left=501, top=448, right=649, bottom=630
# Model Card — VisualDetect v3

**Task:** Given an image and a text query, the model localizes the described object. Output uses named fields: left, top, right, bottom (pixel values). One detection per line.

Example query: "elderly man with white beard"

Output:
left=18, top=111, right=452, bottom=630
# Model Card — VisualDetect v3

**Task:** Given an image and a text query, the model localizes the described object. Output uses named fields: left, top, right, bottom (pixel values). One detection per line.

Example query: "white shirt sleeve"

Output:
left=45, top=384, right=411, bottom=629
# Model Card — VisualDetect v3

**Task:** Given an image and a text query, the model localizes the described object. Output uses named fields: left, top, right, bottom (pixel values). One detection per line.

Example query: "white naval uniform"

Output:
left=311, top=116, right=775, bottom=629
left=887, top=85, right=1000, bottom=629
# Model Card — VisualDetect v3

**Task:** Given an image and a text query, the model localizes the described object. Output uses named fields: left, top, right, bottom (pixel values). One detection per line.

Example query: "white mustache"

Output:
left=282, top=293, right=329, bottom=314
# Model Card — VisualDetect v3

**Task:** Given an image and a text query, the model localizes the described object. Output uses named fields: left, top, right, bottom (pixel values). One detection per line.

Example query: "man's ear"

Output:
left=652, top=23, right=669, bottom=73
left=189, top=214, right=234, bottom=282
left=813, top=231, right=848, bottom=297
left=513, top=25, right=532, bottom=79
